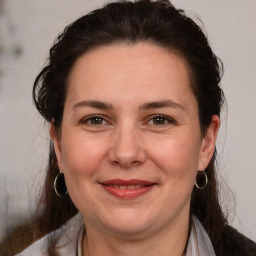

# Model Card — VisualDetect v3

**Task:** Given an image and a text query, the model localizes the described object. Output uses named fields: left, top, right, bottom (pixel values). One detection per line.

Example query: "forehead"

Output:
left=66, top=42, right=196, bottom=109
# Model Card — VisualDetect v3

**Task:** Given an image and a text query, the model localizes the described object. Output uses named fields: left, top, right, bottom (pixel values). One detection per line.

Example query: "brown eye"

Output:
left=152, top=117, right=167, bottom=125
left=90, top=117, right=104, bottom=125
left=82, top=116, right=107, bottom=125
left=146, top=115, right=175, bottom=127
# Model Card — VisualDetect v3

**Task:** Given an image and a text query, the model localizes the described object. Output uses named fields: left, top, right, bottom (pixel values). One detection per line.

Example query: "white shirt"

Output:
left=15, top=213, right=216, bottom=256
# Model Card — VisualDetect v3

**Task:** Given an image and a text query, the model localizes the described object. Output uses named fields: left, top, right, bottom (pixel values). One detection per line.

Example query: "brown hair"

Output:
left=31, top=0, right=226, bottom=255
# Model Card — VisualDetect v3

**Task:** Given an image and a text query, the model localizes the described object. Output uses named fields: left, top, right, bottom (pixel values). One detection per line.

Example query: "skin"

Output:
left=51, top=43, right=219, bottom=256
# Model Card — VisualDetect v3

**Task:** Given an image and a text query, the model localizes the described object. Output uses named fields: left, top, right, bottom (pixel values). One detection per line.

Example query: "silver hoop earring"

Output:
left=54, top=170, right=67, bottom=197
left=195, top=171, right=208, bottom=189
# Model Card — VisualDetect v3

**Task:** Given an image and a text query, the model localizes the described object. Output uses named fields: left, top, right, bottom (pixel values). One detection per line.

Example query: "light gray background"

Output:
left=0, top=0, right=255, bottom=242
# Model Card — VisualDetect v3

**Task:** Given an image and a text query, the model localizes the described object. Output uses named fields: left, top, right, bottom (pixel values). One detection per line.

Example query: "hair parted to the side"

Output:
left=32, top=0, right=226, bottom=255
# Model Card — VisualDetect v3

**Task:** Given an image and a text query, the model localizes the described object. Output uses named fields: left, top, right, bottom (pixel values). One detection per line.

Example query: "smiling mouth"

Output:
left=105, top=184, right=150, bottom=189
left=99, top=179, right=156, bottom=199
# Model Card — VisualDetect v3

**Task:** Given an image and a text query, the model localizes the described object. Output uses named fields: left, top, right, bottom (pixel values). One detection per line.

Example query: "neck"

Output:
left=83, top=212, right=189, bottom=256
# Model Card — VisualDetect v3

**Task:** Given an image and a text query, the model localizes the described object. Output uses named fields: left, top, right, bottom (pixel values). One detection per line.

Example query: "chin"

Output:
left=98, top=208, right=160, bottom=238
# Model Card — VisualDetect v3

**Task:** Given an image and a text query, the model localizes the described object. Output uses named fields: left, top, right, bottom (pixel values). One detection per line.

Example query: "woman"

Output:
left=15, top=0, right=256, bottom=255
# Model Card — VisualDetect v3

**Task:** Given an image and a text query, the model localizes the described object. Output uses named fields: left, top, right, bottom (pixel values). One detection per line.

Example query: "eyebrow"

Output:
left=73, top=99, right=185, bottom=111
left=73, top=100, right=113, bottom=110
left=139, top=100, right=185, bottom=111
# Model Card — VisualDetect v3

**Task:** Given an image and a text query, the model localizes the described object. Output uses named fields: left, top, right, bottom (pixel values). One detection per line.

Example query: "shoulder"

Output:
left=14, top=235, right=49, bottom=256
left=14, top=213, right=84, bottom=256
left=214, top=225, right=256, bottom=256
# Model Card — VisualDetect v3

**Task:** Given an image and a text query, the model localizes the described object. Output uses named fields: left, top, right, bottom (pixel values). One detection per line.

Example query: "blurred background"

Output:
left=0, top=0, right=255, bottom=246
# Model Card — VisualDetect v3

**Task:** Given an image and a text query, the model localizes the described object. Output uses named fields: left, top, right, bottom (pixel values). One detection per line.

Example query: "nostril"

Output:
left=111, top=159, right=141, bottom=168
left=112, top=160, right=120, bottom=166
left=108, top=139, right=147, bottom=167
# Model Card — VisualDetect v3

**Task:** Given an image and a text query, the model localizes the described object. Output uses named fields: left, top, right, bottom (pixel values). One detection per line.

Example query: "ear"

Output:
left=50, top=120, right=62, bottom=171
left=198, top=115, right=220, bottom=171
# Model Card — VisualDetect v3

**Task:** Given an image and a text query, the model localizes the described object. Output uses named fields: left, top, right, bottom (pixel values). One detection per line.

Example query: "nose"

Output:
left=108, top=123, right=147, bottom=168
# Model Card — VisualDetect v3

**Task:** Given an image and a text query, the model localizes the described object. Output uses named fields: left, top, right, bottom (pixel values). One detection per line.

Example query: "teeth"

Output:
left=108, top=184, right=146, bottom=189
left=127, top=185, right=136, bottom=189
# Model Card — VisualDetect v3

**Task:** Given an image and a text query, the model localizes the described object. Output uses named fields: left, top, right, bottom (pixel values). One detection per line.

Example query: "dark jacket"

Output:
left=214, top=225, right=256, bottom=256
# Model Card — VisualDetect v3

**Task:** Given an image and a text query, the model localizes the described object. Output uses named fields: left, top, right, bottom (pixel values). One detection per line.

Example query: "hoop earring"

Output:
left=54, top=170, right=67, bottom=197
left=195, top=171, right=208, bottom=189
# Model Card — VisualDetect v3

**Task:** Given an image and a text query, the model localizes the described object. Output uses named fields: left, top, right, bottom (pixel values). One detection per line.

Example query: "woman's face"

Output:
left=52, top=43, right=219, bottom=238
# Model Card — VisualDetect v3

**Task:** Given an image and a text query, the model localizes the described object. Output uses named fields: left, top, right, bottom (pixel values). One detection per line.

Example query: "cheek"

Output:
left=60, top=133, right=108, bottom=176
left=146, top=131, right=201, bottom=192
left=149, top=134, right=201, bottom=170
left=59, top=134, right=108, bottom=211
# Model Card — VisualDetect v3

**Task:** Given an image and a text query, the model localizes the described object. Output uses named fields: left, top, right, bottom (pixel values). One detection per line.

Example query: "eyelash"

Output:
left=81, top=115, right=110, bottom=126
left=146, top=115, right=176, bottom=126
left=80, top=114, right=175, bottom=127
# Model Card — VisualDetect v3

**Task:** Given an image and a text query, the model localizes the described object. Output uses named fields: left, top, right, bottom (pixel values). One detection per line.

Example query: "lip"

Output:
left=99, top=179, right=156, bottom=199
